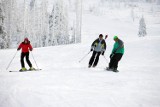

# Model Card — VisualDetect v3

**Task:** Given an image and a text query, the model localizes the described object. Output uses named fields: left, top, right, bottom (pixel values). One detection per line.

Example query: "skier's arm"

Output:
left=111, top=43, right=116, bottom=54
left=17, top=43, right=22, bottom=51
left=91, top=39, right=98, bottom=50
left=91, top=39, right=97, bottom=47
left=101, top=40, right=106, bottom=53
left=119, top=39, right=124, bottom=48
left=29, top=44, right=33, bottom=51
left=103, top=40, right=107, bottom=51
left=111, top=39, right=124, bottom=54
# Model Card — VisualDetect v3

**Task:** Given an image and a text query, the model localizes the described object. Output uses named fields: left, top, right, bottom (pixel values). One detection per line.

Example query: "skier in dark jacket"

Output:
left=106, top=36, right=124, bottom=72
left=88, top=34, right=106, bottom=68
left=17, top=38, right=35, bottom=71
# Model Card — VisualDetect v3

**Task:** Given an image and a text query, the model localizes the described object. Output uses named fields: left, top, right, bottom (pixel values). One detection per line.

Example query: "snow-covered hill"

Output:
left=0, top=9, right=160, bottom=107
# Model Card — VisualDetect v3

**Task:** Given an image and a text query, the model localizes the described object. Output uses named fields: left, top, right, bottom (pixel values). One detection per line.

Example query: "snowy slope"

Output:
left=1, top=11, right=160, bottom=107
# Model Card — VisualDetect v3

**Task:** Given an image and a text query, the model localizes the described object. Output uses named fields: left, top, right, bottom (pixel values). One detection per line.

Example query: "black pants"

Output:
left=89, top=51, right=101, bottom=66
left=109, top=53, right=123, bottom=69
left=21, top=52, right=32, bottom=68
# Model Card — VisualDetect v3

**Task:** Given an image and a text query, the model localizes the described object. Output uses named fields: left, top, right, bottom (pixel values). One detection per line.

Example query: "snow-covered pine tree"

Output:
left=15, top=1, right=25, bottom=46
left=138, top=16, right=147, bottom=37
left=0, top=0, right=79, bottom=49
left=53, top=0, right=64, bottom=45
left=48, top=4, right=55, bottom=46
left=49, top=0, right=69, bottom=46
left=75, top=0, right=82, bottom=43
left=0, top=0, right=7, bottom=49
left=40, top=0, right=49, bottom=47
left=2, top=0, right=12, bottom=48
left=59, top=5, right=69, bottom=45
left=29, top=0, right=36, bottom=47
left=1, top=0, right=18, bottom=48
left=32, top=0, right=41, bottom=48
left=30, top=0, right=35, bottom=10
left=34, top=1, right=43, bottom=48
left=11, top=0, right=20, bottom=48
left=69, top=22, right=76, bottom=44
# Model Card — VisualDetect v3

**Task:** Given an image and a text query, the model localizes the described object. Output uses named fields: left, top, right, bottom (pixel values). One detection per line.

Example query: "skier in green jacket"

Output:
left=106, top=36, right=124, bottom=72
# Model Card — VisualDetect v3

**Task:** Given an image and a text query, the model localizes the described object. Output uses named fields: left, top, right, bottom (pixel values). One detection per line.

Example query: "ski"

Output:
left=9, top=69, right=42, bottom=72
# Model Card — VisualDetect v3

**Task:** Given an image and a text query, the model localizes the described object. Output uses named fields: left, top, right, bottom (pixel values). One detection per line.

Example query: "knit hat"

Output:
left=113, top=35, right=118, bottom=40
left=24, top=38, right=29, bottom=42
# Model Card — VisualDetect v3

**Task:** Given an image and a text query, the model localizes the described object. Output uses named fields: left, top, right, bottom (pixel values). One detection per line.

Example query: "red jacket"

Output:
left=18, top=42, right=33, bottom=53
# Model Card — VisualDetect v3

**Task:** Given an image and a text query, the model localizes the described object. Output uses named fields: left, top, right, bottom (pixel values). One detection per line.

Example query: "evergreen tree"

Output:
left=0, top=0, right=79, bottom=49
left=138, top=16, right=147, bottom=37
left=49, top=5, right=55, bottom=46
left=40, top=0, right=49, bottom=47
left=49, top=0, right=69, bottom=46
left=75, top=0, right=82, bottom=43
left=0, top=1, right=7, bottom=49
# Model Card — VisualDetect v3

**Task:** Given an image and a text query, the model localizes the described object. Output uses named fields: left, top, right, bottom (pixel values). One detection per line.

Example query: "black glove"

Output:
left=110, top=52, right=116, bottom=58
left=90, top=49, right=93, bottom=51
left=110, top=54, right=113, bottom=58
left=101, top=51, right=104, bottom=55
left=17, top=48, right=20, bottom=51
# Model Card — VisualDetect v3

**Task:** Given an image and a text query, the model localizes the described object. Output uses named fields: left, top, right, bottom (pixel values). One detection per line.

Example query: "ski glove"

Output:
left=110, top=52, right=116, bottom=58
left=101, top=51, right=104, bottom=55
left=17, top=48, right=20, bottom=51
left=110, top=54, right=114, bottom=58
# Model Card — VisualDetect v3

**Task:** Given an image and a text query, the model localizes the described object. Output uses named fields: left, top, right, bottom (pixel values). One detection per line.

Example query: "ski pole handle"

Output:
left=105, top=35, right=108, bottom=39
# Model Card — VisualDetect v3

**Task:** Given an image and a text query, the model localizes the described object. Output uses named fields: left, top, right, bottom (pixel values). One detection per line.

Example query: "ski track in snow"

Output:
left=0, top=14, right=160, bottom=107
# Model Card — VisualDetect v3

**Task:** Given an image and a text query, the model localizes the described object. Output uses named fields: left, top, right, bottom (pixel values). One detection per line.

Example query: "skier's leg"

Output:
left=26, top=52, right=32, bottom=68
left=89, top=51, right=96, bottom=67
left=93, top=52, right=101, bottom=67
left=109, top=55, right=117, bottom=69
left=21, top=52, right=25, bottom=68
left=113, top=53, right=123, bottom=70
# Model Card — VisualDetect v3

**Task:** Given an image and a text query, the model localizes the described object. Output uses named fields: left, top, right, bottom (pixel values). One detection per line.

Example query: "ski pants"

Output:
left=21, top=52, right=32, bottom=68
left=109, top=53, right=123, bottom=69
left=89, top=51, right=101, bottom=66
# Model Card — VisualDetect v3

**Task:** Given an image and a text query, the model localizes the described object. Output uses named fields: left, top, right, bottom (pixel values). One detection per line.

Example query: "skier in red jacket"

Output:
left=17, top=38, right=35, bottom=71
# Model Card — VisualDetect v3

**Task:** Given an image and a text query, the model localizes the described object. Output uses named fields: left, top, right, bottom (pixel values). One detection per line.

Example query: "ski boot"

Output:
left=106, top=67, right=113, bottom=71
left=112, top=68, right=119, bottom=72
left=29, top=67, right=36, bottom=71
left=88, top=64, right=92, bottom=68
left=92, top=65, right=96, bottom=68
left=19, top=67, right=27, bottom=72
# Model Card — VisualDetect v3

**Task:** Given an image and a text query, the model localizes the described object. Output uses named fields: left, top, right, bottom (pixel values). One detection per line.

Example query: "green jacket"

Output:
left=112, top=39, right=124, bottom=54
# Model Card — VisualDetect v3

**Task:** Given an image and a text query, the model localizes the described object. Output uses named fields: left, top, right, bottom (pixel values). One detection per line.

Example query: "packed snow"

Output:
left=1, top=1, right=160, bottom=107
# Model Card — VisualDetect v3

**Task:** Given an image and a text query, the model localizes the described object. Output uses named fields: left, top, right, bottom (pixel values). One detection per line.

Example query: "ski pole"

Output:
left=6, top=51, right=18, bottom=70
left=79, top=51, right=91, bottom=63
left=103, top=55, right=109, bottom=63
left=31, top=51, right=39, bottom=69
